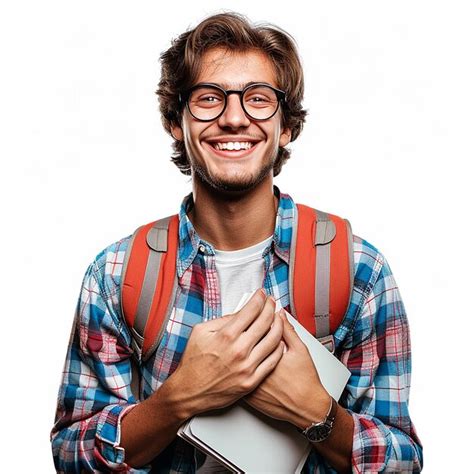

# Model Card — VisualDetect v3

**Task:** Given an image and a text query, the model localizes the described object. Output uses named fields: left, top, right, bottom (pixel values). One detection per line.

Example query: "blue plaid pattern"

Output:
left=51, top=190, right=422, bottom=473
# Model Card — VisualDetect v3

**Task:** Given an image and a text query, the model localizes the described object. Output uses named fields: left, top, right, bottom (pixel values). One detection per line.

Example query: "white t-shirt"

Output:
left=197, top=235, right=273, bottom=473
left=214, top=235, right=273, bottom=315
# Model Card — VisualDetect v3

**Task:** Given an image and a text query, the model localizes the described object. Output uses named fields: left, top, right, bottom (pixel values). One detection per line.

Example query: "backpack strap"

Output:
left=289, top=204, right=354, bottom=350
left=121, top=203, right=353, bottom=369
left=121, top=215, right=179, bottom=363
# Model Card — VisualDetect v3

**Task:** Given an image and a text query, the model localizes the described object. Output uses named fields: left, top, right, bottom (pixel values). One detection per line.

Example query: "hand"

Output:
left=166, top=290, right=285, bottom=418
left=244, top=311, right=331, bottom=429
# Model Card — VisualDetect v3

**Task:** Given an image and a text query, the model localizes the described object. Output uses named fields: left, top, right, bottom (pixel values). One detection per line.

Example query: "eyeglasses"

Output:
left=179, top=83, right=286, bottom=122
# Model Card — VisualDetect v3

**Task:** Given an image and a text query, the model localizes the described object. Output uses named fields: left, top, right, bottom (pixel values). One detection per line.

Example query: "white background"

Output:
left=1, top=1, right=473, bottom=472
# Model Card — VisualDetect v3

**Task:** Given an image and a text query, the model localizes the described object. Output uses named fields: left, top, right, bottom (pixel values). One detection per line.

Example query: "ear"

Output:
left=171, top=123, right=183, bottom=141
left=279, top=127, right=292, bottom=147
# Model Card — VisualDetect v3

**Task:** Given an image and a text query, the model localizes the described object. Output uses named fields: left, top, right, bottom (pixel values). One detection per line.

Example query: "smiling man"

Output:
left=173, top=50, right=290, bottom=194
left=51, top=12, right=423, bottom=473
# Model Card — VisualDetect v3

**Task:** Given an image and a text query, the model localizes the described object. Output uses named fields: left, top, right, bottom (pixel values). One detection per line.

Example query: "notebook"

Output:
left=177, top=292, right=351, bottom=473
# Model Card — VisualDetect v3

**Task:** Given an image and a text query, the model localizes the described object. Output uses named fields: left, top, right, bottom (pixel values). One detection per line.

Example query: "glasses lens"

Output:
left=188, top=86, right=225, bottom=121
left=243, top=85, right=279, bottom=120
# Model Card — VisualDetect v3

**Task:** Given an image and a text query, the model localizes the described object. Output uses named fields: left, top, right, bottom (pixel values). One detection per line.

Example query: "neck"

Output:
left=188, top=175, right=277, bottom=251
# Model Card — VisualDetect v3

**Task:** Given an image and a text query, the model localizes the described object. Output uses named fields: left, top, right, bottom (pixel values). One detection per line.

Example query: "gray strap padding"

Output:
left=314, top=210, right=336, bottom=245
left=133, top=217, right=171, bottom=339
left=134, top=250, right=163, bottom=335
left=314, top=230, right=331, bottom=337
left=146, top=217, right=171, bottom=252
left=145, top=273, right=179, bottom=361
left=289, top=206, right=353, bottom=341
left=288, top=206, right=298, bottom=318
left=314, top=210, right=333, bottom=338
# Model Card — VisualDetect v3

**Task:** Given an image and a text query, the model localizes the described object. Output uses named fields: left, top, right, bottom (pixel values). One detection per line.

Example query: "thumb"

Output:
left=280, top=311, right=304, bottom=349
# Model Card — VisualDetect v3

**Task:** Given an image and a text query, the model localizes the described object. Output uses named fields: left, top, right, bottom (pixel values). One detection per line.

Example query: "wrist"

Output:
left=295, top=391, right=332, bottom=431
left=153, top=372, right=195, bottom=424
left=299, top=395, right=338, bottom=444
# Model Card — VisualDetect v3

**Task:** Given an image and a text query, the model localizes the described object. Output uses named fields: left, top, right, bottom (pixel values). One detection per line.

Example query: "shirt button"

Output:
left=199, top=245, right=205, bottom=253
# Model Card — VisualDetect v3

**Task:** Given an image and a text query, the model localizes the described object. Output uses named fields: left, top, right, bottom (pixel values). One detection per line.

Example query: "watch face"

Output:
left=307, top=422, right=331, bottom=442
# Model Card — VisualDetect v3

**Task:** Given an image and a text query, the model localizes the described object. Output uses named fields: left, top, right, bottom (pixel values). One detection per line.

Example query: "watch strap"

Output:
left=301, top=396, right=338, bottom=442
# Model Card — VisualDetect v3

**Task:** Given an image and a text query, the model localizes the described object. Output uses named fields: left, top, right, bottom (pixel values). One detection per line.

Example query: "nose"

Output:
left=217, top=93, right=251, bottom=130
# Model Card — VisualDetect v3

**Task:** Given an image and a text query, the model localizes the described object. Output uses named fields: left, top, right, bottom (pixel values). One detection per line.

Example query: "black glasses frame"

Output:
left=179, top=82, right=286, bottom=122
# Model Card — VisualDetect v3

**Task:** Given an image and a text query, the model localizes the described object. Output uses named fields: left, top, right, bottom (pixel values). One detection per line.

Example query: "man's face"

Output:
left=171, top=48, right=291, bottom=193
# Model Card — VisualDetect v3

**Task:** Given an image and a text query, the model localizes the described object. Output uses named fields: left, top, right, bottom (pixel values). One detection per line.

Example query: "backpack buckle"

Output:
left=317, top=335, right=335, bottom=354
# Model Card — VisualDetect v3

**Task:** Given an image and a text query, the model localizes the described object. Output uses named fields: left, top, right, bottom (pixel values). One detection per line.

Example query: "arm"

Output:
left=300, top=251, right=423, bottom=472
left=339, top=250, right=423, bottom=473
left=244, top=243, right=423, bottom=473
left=121, top=291, right=285, bottom=467
left=51, top=247, right=284, bottom=471
left=51, top=256, right=140, bottom=472
left=242, top=311, right=354, bottom=472
left=51, top=243, right=188, bottom=472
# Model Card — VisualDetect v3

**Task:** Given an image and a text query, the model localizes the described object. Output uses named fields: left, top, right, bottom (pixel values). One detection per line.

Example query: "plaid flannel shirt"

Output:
left=51, top=189, right=423, bottom=473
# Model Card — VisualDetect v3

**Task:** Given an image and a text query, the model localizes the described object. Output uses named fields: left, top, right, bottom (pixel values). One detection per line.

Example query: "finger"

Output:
left=199, top=313, right=235, bottom=332
left=252, top=341, right=285, bottom=382
left=224, top=289, right=267, bottom=333
left=242, top=296, right=276, bottom=345
left=280, top=311, right=304, bottom=350
left=248, top=310, right=284, bottom=366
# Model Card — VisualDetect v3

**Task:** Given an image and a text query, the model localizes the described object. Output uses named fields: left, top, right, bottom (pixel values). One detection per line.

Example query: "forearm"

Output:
left=350, top=410, right=423, bottom=472
left=306, top=403, right=353, bottom=473
left=121, top=373, right=192, bottom=468
left=51, top=403, right=137, bottom=472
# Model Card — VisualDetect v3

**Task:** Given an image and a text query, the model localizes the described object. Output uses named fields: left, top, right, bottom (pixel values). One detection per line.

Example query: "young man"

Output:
left=51, top=12, right=423, bottom=473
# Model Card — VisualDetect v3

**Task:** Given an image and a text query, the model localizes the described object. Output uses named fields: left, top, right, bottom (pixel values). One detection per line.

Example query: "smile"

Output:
left=203, top=139, right=260, bottom=159
left=213, top=141, right=254, bottom=151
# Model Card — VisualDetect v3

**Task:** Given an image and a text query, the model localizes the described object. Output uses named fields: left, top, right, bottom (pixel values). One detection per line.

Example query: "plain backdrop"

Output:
left=2, top=1, right=473, bottom=472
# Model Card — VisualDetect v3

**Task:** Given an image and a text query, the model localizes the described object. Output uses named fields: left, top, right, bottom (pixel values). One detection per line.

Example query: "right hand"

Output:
left=165, top=290, right=284, bottom=418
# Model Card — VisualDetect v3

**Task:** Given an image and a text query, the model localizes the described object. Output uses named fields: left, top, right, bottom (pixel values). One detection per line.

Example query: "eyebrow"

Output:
left=194, top=81, right=273, bottom=90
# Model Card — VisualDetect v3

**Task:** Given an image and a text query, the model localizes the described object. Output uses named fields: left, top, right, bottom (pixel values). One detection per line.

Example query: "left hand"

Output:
left=244, top=310, right=331, bottom=429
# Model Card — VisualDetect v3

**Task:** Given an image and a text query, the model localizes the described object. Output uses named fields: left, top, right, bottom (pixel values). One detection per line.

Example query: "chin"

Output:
left=193, top=162, right=274, bottom=194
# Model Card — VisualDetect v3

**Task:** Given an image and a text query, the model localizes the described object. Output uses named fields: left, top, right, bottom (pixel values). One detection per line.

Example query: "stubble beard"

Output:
left=190, top=149, right=277, bottom=194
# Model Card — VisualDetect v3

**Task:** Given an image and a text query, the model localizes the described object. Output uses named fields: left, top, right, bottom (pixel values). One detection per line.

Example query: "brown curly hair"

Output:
left=156, top=12, right=307, bottom=176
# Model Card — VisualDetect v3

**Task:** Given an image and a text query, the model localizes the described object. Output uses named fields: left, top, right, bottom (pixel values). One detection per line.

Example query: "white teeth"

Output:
left=213, top=142, right=253, bottom=151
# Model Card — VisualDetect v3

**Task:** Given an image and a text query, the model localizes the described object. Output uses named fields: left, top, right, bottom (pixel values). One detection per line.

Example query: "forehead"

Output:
left=195, top=48, right=278, bottom=89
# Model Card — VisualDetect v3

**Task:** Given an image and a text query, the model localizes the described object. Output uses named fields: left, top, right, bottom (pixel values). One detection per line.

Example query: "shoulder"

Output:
left=352, top=235, right=387, bottom=297
left=88, top=234, right=132, bottom=300
left=337, top=233, right=405, bottom=346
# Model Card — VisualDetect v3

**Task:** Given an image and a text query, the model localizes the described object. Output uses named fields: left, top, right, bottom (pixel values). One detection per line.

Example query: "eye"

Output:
left=244, top=87, right=277, bottom=107
left=248, top=95, right=270, bottom=103
left=200, top=95, right=221, bottom=103
left=190, top=88, right=225, bottom=108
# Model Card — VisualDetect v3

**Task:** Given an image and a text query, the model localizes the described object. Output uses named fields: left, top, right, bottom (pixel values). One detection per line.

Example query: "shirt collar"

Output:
left=176, top=186, right=296, bottom=277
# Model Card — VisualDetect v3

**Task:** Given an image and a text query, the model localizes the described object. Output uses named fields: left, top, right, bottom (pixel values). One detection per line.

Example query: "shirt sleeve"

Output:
left=50, top=248, right=149, bottom=473
left=339, top=248, right=423, bottom=473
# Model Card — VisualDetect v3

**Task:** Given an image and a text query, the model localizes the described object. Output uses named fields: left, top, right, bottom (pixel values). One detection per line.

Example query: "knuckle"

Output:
left=240, top=378, right=255, bottom=393
left=238, top=360, right=253, bottom=377
left=219, top=328, right=233, bottom=342
left=233, top=345, right=247, bottom=361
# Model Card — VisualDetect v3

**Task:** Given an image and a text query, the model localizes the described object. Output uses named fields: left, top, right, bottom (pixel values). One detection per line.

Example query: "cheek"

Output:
left=183, top=125, right=200, bottom=152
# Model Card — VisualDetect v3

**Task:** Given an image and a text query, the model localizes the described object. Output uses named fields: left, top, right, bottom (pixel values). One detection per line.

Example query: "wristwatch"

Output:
left=300, top=397, right=338, bottom=443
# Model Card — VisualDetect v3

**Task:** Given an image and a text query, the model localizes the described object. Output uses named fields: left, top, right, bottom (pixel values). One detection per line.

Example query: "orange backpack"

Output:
left=120, top=204, right=353, bottom=363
